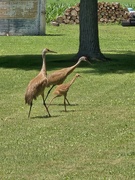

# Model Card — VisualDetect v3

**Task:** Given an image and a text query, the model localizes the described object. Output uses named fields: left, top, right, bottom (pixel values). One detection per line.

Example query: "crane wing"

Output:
left=47, top=68, right=69, bottom=86
left=54, top=83, right=69, bottom=95
left=26, top=74, right=48, bottom=99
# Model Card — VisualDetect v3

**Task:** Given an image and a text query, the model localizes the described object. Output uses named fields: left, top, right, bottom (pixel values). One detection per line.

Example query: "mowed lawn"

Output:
left=0, top=24, right=135, bottom=179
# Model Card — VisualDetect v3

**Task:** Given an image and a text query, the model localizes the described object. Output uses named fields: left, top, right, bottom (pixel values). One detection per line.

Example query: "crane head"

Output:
left=75, top=73, right=81, bottom=78
left=79, top=56, right=91, bottom=65
left=42, top=48, right=57, bottom=54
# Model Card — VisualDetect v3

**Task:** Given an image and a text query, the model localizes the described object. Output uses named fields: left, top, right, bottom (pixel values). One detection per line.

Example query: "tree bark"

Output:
left=77, top=0, right=106, bottom=61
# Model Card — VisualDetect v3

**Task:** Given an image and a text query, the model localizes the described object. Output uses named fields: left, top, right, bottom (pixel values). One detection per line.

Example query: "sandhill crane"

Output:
left=48, top=73, right=81, bottom=112
left=45, top=56, right=90, bottom=101
left=25, top=48, right=56, bottom=118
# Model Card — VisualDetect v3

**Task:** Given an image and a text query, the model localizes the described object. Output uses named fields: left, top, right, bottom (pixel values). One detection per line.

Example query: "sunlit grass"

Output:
left=0, top=24, right=135, bottom=179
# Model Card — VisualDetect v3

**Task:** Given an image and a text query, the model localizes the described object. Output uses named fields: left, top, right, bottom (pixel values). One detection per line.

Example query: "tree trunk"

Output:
left=77, top=0, right=106, bottom=61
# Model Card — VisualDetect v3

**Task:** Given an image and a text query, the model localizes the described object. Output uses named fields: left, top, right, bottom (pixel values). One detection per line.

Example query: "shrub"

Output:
left=46, top=2, right=69, bottom=23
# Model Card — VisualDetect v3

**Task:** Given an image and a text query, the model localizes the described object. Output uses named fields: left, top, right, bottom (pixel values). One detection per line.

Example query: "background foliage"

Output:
left=46, top=0, right=135, bottom=23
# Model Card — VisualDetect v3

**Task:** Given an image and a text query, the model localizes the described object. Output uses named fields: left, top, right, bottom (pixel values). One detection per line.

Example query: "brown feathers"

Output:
left=45, top=56, right=90, bottom=101
left=25, top=48, right=56, bottom=118
left=48, top=73, right=81, bottom=111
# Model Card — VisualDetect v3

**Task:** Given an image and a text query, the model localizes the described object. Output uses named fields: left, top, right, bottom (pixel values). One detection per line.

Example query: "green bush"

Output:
left=124, top=3, right=135, bottom=9
left=46, top=2, right=70, bottom=23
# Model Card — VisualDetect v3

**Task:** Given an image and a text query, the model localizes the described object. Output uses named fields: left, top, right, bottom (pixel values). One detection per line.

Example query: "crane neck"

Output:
left=41, top=53, right=47, bottom=76
left=67, top=59, right=82, bottom=75
left=69, top=75, right=78, bottom=88
left=72, top=59, right=81, bottom=69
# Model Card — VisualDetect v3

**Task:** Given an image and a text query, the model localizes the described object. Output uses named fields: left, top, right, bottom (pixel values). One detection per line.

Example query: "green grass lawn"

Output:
left=0, top=24, right=135, bottom=179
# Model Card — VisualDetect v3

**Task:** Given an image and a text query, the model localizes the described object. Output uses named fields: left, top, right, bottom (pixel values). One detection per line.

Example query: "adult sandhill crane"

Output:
left=48, top=73, right=81, bottom=112
left=45, top=56, right=90, bottom=101
left=25, top=48, right=56, bottom=118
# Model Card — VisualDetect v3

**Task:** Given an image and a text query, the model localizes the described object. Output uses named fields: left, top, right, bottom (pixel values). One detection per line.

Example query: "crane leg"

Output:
left=64, top=97, right=67, bottom=112
left=28, top=102, right=32, bottom=118
left=48, top=95, right=58, bottom=108
left=65, top=97, right=70, bottom=105
left=44, top=85, right=55, bottom=102
left=42, top=95, right=51, bottom=117
left=43, top=101, right=51, bottom=117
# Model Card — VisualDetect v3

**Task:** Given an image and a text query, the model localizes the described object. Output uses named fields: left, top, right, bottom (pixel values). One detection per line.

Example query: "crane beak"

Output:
left=86, top=59, right=91, bottom=65
left=88, top=61, right=91, bottom=65
left=82, top=57, right=91, bottom=65
left=49, top=50, right=57, bottom=53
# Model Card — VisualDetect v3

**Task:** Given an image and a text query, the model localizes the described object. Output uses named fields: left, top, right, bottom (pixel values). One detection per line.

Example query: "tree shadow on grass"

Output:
left=0, top=51, right=135, bottom=74
left=0, top=53, right=90, bottom=71
left=45, top=33, right=65, bottom=36
left=79, top=51, right=135, bottom=74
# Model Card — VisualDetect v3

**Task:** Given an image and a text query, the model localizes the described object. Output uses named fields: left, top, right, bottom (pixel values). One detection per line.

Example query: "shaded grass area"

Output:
left=0, top=52, right=135, bottom=74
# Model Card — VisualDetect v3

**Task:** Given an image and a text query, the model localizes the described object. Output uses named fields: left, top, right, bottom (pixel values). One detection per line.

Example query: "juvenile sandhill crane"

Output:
left=25, top=48, right=56, bottom=118
left=45, top=56, right=90, bottom=101
left=48, top=73, right=81, bottom=112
